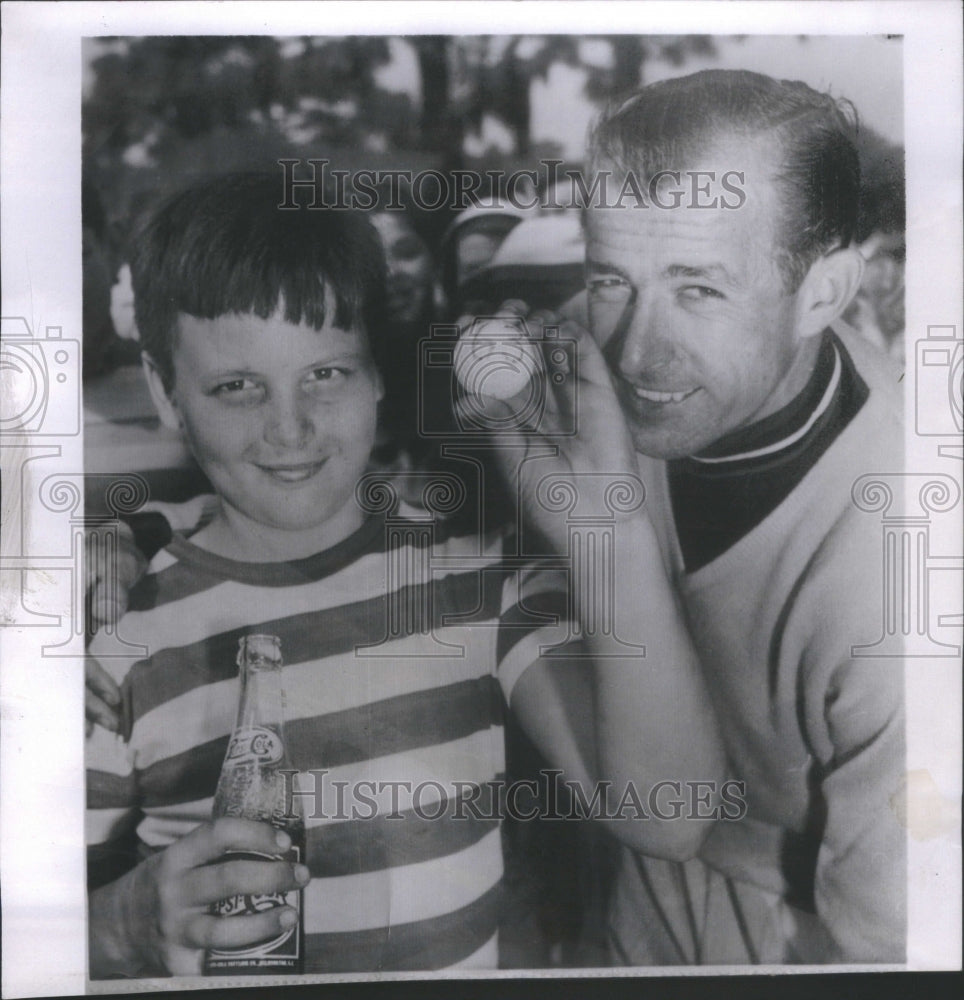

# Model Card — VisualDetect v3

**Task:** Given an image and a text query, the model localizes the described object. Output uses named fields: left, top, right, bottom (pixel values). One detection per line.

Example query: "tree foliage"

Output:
left=84, top=33, right=717, bottom=180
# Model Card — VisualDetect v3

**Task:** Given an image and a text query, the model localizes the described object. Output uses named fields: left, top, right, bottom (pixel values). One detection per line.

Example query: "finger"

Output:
left=162, top=943, right=206, bottom=977
left=85, top=657, right=121, bottom=705
left=453, top=389, right=537, bottom=441
left=89, top=592, right=128, bottom=628
left=494, top=299, right=530, bottom=319
left=169, top=818, right=293, bottom=869
left=526, top=308, right=562, bottom=330
left=455, top=300, right=531, bottom=332
left=85, top=689, right=120, bottom=732
left=115, top=537, right=148, bottom=591
left=555, top=314, right=620, bottom=392
left=183, top=906, right=300, bottom=953
left=85, top=529, right=143, bottom=625
left=506, top=310, right=576, bottom=427
left=188, top=858, right=310, bottom=907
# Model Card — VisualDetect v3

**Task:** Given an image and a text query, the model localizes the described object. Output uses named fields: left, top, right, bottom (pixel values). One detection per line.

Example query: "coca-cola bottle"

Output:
left=205, top=634, right=305, bottom=974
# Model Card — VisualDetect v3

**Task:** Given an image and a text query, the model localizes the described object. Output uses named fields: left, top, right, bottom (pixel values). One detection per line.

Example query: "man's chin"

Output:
left=628, top=426, right=709, bottom=462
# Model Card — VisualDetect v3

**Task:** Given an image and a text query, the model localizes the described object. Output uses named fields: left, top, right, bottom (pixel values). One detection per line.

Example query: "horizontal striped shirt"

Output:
left=87, top=511, right=574, bottom=974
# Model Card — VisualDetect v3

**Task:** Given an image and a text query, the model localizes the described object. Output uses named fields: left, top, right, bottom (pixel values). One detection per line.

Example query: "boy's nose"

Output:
left=263, top=395, right=314, bottom=450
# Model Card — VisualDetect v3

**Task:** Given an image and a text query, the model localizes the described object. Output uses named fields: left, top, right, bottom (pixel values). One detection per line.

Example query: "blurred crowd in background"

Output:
left=83, top=35, right=906, bottom=388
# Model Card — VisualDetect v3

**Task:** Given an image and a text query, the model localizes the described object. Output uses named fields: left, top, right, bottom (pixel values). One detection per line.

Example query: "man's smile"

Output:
left=255, top=459, right=329, bottom=484
left=616, top=376, right=701, bottom=408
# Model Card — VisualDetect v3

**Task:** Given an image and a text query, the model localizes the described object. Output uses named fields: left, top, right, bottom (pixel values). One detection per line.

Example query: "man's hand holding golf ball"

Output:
left=452, top=301, right=724, bottom=859
left=452, top=300, right=642, bottom=553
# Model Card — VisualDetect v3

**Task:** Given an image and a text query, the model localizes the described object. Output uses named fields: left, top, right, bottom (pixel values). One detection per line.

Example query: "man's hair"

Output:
left=131, top=172, right=388, bottom=391
left=588, top=69, right=860, bottom=291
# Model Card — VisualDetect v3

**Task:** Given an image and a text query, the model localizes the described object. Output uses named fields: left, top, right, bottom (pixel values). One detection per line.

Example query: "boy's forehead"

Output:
left=172, top=308, right=371, bottom=363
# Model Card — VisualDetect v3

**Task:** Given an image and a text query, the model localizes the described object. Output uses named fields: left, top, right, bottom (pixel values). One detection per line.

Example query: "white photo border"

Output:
left=1, top=2, right=961, bottom=996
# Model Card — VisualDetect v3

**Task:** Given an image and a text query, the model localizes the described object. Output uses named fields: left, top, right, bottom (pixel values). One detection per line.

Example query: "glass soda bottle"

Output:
left=205, top=634, right=305, bottom=974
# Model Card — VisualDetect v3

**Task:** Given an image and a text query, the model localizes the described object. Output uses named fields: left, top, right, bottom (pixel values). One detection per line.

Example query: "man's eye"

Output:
left=587, top=276, right=632, bottom=301
left=679, top=285, right=724, bottom=302
left=213, top=378, right=258, bottom=395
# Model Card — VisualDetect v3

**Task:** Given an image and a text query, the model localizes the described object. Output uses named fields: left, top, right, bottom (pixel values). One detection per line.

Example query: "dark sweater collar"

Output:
left=692, top=332, right=838, bottom=464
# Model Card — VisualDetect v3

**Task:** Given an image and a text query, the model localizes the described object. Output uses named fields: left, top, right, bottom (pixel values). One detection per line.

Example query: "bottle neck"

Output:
left=236, top=660, right=286, bottom=732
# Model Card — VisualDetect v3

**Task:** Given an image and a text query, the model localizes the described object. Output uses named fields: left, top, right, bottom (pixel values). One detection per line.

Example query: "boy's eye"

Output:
left=307, top=367, right=343, bottom=384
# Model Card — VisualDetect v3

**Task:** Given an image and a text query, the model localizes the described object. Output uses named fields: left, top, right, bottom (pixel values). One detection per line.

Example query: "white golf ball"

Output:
left=454, top=319, right=543, bottom=400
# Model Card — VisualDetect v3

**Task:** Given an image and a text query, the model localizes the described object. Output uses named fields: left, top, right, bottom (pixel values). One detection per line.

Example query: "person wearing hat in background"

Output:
left=440, top=198, right=532, bottom=318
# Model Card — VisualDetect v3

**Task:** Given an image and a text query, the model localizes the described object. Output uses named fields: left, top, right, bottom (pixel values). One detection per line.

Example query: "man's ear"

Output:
left=141, top=353, right=182, bottom=431
left=793, top=246, right=864, bottom=340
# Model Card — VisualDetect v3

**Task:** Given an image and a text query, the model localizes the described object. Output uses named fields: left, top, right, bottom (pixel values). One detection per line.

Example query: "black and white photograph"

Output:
left=1, top=2, right=961, bottom=996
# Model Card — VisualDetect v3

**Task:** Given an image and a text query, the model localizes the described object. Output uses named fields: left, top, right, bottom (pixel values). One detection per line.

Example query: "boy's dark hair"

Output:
left=588, top=69, right=860, bottom=291
left=130, top=172, right=388, bottom=391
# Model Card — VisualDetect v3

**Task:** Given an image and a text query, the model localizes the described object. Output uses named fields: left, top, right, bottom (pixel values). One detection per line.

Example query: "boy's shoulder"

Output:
left=393, top=500, right=510, bottom=558
left=125, top=535, right=225, bottom=615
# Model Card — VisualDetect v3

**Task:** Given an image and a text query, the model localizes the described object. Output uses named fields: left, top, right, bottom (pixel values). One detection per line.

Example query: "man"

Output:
left=456, top=68, right=903, bottom=964
left=573, top=69, right=905, bottom=963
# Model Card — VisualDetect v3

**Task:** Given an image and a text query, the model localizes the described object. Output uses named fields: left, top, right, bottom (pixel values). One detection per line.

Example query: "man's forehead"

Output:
left=586, top=199, right=774, bottom=258
left=591, top=133, right=782, bottom=212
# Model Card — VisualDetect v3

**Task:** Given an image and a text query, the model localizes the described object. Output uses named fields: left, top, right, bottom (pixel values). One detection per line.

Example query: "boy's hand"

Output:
left=85, top=657, right=121, bottom=735
left=98, top=818, right=310, bottom=976
left=84, top=520, right=145, bottom=735
left=85, top=520, right=147, bottom=629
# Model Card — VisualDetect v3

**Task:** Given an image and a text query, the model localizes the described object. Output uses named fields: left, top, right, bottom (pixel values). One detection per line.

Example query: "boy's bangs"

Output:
left=131, top=173, right=389, bottom=386
left=167, top=197, right=375, bottom=335
left=171, top=245, right=369, bottom=336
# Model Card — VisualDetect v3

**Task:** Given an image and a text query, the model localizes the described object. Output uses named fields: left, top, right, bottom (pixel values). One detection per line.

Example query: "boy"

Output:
left=86, top=173, right=723, bottom=976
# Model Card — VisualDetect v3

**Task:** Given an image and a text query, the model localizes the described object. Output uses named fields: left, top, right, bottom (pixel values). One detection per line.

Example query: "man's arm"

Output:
left=479, top=302, right=725, bottom=860
left=507, top=514, right=726, bottom=861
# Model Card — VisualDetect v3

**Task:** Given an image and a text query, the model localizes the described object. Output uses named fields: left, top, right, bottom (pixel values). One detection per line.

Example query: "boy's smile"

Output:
left=146, top=306, right=383, bottom=561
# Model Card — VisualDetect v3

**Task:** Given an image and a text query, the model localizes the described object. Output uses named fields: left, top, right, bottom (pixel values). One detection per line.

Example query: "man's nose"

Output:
left=263, top=391, right=314, bottom=450
left=607, top=292, right=675, bottom=378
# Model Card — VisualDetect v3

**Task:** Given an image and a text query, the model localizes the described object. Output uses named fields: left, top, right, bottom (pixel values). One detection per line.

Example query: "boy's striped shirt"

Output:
left=87, top=511, right=574, bottom=973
